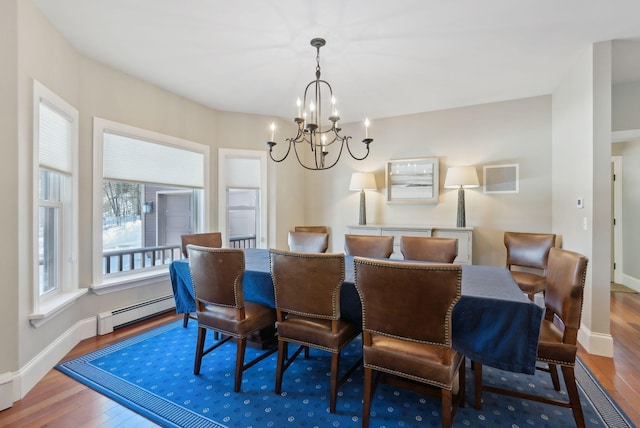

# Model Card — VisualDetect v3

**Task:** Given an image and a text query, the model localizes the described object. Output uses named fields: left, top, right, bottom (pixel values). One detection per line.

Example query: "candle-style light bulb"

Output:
left=270, top=122, right=276, bottom=142
left=296, top=98, right=302, bottom=118
left=331, top=96, right=336, bottom=116
left=309, top=101, right=315, bottom=113
left=364, top=118, right=370, bottom=138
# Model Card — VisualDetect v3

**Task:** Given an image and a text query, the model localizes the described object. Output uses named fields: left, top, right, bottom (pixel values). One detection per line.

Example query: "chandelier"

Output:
left=266, top=38, right=373, bottom=170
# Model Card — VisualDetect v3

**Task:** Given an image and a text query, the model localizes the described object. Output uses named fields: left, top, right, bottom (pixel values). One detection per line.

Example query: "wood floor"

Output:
left=1, top=291, right=639, bottom=427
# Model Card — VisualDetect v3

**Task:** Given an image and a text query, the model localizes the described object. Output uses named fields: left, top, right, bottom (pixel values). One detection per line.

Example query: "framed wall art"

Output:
left=386, top=157, right=439, bottom=204
left=483, top=164, right=519, bottom=193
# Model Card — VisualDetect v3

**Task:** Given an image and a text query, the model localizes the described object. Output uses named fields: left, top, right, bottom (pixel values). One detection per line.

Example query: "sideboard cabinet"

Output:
left=346, top=225, right=473, bottom=264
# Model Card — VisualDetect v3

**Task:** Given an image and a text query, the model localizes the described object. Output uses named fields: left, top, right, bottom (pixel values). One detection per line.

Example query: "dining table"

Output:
left=170, top=248, right=544, bottom=375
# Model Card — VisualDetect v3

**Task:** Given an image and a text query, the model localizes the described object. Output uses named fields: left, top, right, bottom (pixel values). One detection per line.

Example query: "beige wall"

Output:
left=0, top=0, right=19, bottom=374
left=613, top=81, right=640, bottom=131
left=307, top=96, right=553, bottom=266
left=551, top=42, right=613, bottom=353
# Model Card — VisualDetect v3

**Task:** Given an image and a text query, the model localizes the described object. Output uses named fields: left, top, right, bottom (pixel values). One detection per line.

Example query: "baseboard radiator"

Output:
left=97, top=295, right=175, bottom=335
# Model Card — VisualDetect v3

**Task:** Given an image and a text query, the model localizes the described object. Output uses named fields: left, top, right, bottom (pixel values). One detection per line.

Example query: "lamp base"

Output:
left=359, top=190, right=367, bottom=225
left=456, top=187, right=466, bottom=228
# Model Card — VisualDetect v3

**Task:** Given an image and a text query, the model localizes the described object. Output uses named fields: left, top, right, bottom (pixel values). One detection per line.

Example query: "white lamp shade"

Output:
left=444, top=166, right=479, bottom=189
left=349, top=172, right=377, bottom=191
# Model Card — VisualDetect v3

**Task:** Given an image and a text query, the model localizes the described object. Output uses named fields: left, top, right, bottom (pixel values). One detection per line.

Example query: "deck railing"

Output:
left=102, top=234, right=257, bottom=274
left=229, top=234, right=257, bottom=248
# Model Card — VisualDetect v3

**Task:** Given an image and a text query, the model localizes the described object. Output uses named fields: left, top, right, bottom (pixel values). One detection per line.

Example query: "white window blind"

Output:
left=103, top=132, right=204, bottom=188
left=38, top=102, right=72, bottom=173
left=225, top=158, right=261, bottom=188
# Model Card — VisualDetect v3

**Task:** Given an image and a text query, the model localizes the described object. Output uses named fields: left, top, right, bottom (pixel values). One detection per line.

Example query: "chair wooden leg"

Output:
left=329, top=352, right=341, bottom=413
left=441, top=387, right=453, bottom=428
left=193, top=327, right=207, bottom=374
left=234, top=338, right=247, bottom=392
left=183, top=313, right=190, bottom=328
left=549, top=363, right=561, bottom=391
left=459, top=358, right=466, bottom=408
left=275, top=340, right=287, bottom=395
left=562, top=365, right=585, bottom=428
left=473, top=361, right=483, bottom=410
left=362, top=367, right=373, bottom=428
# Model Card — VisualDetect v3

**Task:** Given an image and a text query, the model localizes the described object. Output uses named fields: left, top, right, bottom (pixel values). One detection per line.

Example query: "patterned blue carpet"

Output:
left=57, top=320, right=634, bottom=428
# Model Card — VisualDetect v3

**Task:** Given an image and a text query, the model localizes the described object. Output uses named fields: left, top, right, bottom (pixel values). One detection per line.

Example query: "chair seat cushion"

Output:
left=198, top=301, right=276, bottom=338
left=364, top=334, right=463, bottom=389
left=511, top=271, right=546, bottom=294
left=536, top=318, right=577, bottom=366
left=277, top=315, right=360, bottom=352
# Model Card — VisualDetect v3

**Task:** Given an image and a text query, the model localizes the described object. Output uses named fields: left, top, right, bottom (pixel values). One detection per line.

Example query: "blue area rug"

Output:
left=57, top=320, right=634, bottom=428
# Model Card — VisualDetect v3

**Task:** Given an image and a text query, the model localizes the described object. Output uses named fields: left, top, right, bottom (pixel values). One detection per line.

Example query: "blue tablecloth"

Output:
left=170, top=248, right=543, bottom=374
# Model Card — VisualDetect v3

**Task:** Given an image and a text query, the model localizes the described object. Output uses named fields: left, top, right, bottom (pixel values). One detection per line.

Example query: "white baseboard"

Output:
left=622, top=273, right=640, bottom=292
left=9, top=317, right=96, bottom=404
left=578, top=323, right=614, bottom=357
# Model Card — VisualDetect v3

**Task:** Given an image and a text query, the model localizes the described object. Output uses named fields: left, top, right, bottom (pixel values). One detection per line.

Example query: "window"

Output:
left=92, top=119, right=209, bottom=289
left=227, top=188, right=259, bottom=248
left=32, top=80, right=81, bottom=323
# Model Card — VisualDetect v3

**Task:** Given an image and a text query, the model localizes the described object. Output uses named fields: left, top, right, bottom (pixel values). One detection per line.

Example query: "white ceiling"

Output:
left=33, top=0, right=640, bottom=124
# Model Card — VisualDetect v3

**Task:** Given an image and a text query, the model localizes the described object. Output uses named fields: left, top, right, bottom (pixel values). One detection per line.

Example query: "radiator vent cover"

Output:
left=97, top=295, right=175, bottom=335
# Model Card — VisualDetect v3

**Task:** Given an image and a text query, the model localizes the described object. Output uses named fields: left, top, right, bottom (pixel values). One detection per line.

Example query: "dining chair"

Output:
left=287, top=231, right=329, bottom=253
left=294, top=225, right=329, bottom=234
left=181, top=232, right=223, bottom=258
left=344, top=234, right=394, bottom=258
left=474, top=247, right=589, bottom=428
left=188, top=245, right=277, bottom=392
left=269, top=249, right=362, bottom=413
left=504, top=231, right=556, bottom=301
left=354, top=257, right=465, bottom=428
left=400, top=236, right=458, bottom=262
left=180, top=232, right=223, bottom=327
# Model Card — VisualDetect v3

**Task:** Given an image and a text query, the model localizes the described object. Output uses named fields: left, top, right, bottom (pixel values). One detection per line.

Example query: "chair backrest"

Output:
left=187, top=245, right=245, bottom=310
left=344, top=234, right=394, bottom=258
left=288, top=231, right=329, bottom=253
left=544, top=247, right=588, bottom=345
left=354, top=257, right=462, bottom=347
left=294, top=226, right=328, bottom=234
left=269, top=249, right=345, bottom=320
left=181, top=232, right=222, bottom=258
left=504, top=231, right=556, bottom=270
left=400, top=236, right=458, bottom=263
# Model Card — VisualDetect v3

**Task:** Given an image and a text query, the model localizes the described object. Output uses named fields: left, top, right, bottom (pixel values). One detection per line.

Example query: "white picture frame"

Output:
left=483, top=164, right=519, bottom=193
left=386, top=157, right=439, bottom=204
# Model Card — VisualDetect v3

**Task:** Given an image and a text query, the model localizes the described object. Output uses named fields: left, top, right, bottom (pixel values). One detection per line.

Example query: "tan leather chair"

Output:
left=354, top=257, right=465, bottom=428
left=269, top=249, right=362, bottom=413
left=474, top=247, right=588, bottom=428
left=188, top=245, right=276, bottom=392
left=181, top=232, right=223, bottom=258
left=504, top=231, right=556, bottom=301
left=287, top=231, right=329, bottom=253
left=400, top=236, right=458, bottom=263
left=294, top=226, right=328, bottom=233
left=180, top=232, right=223, bottom=327
left=344, top=234, right=394, bottom=258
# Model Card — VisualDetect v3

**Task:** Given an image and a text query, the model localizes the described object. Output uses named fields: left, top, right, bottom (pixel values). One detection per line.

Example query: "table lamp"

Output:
left=349, top=172, right=377, bottom=225
left=444, top=166, right=479, bottom=227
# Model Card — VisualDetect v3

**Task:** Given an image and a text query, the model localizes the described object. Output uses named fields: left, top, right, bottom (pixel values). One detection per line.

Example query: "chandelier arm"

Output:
left=345, top=137, right=372, bottom=161
left=266, top=138, right=294, bottom=163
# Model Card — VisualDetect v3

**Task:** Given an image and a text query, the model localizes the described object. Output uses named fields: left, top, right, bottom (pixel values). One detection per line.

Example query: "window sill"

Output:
left=29, top=289, right=88, bottom=328
left=90, top=267, right=170, bottom=295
